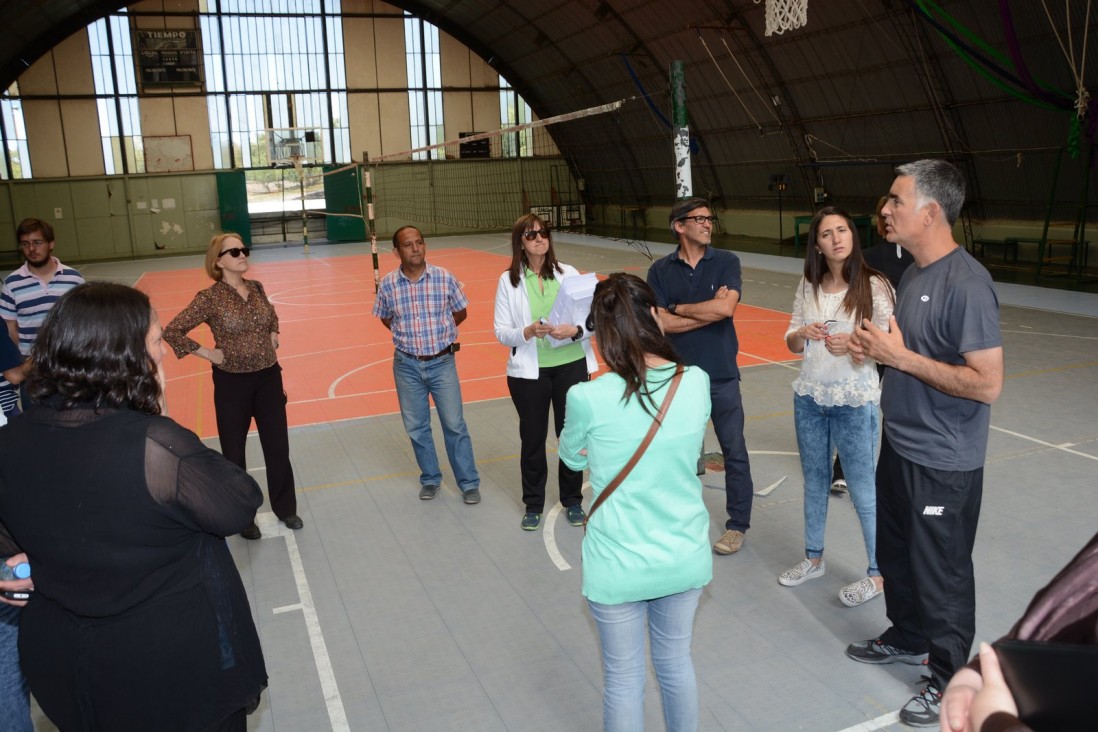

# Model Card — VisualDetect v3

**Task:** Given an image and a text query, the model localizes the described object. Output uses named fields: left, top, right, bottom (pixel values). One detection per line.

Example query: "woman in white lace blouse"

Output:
left=780, top=207, right=895, bottom=607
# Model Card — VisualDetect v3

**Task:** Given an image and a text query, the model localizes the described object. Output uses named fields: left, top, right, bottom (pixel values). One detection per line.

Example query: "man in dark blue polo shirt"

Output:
left=648, top=197, right=754, bottom=555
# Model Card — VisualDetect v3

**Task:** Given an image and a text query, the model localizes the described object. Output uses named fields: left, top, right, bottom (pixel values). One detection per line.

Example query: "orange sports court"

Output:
left=144, top=245, right=797, bottom=439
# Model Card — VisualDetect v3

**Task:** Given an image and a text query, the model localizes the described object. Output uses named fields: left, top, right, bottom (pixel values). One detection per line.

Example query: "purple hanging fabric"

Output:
left=998, top=0, right=1073, bottom=107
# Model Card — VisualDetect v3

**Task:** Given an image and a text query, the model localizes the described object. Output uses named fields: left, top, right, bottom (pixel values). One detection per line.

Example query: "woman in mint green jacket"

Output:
left=560, top=273, right=712, bottom=732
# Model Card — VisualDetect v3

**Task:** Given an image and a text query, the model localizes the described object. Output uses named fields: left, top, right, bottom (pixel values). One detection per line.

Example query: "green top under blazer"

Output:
left=560, top=363, right=713, bottom=605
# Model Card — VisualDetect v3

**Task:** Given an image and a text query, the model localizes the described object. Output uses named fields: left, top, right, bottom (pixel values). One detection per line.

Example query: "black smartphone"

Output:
left=1, top=590, right=30, bottom=601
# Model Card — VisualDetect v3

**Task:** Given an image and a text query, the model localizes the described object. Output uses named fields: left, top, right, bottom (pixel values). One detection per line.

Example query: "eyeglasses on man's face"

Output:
left=678, top=215, right=718, bottom=225
left=219, top=247, right=250, bottom=258
left=522, top=229, right=550, bottom=241
left=18, top=239, right=48, bottom=250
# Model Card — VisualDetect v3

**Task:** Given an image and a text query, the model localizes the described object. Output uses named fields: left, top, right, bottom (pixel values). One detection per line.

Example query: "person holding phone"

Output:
left=0, top=546, right=33, bottom=731
left=164, top=233, right=302, bottom=540
left=493, top=213, right=597, bottom=531
left=781, top=207, right=894, bottom=606
left=940, top=530, right=1098, bottom=732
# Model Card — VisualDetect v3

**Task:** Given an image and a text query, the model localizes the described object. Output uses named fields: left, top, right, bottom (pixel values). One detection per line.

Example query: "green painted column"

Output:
left=670, top=60, right=691, bottom=199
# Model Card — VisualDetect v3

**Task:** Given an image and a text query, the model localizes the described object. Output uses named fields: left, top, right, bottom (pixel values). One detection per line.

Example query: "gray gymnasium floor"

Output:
left=34, top=232, right=1098, bottom=731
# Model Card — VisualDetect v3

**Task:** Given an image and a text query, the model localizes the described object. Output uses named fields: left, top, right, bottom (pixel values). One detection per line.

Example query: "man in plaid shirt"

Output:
left=373, top=226, right=481, bottom=505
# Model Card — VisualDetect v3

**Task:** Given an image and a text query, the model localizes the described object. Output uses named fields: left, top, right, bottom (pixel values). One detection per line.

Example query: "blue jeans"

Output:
left=0, top=603, right=31, bottom=732
left=793, top=393, right=879, bottom=576
left=392, top=350, right=479, bottom=492
left=710, top=377, right=753, bottom=531
left=587, top=588, right=702, bottom=732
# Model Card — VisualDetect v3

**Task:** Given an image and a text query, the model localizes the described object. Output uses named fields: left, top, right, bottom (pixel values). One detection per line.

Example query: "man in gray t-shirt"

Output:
left=844, top=160, right=1004, bottom=729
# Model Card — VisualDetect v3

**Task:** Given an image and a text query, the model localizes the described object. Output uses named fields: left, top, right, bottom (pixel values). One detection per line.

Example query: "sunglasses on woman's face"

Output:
left=219, top=247, right=250, bottom=258
left=522, top=229, right=550, bottom=241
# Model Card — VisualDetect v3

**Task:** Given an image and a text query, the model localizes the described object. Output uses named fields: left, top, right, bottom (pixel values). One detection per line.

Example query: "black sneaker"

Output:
left=845, top=638, right=928, bottom=666
left=419, top=484, right=439, bottom=500
left=566, top=504, right=586, bottom=526
left=899, top=677, right=941, bottom=727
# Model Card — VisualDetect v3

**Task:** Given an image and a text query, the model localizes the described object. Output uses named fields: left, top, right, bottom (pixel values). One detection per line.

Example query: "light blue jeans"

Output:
left=392, top=350, right=480, bottom=492
left=587, top=588, right=702, bottom=732
left=0, top=603, right=31, bottom=732
left=793, top=392, right=879, bottom=576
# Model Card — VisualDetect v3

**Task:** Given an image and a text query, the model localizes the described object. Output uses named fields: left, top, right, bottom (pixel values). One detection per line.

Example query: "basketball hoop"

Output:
left=266, top=128, right=323, bottom=254
left=755, top=0, right=808, bottom=36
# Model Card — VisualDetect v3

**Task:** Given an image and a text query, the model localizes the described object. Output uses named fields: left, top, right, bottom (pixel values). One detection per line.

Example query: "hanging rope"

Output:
left=697, top=30, right=764, bottom=130
left=718, top=35, right=784, bottom=126
left=1038, top=0, right=1091, bottom=120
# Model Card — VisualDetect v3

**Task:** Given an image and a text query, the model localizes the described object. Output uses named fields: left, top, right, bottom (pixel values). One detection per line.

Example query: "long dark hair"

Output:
left=506, top=213, right=563, bottom=287
left=803, top=206, right=890, bottom=324
left=28, top=282, right=163, bottom=414
left=588, top=273, right=681, bottom=418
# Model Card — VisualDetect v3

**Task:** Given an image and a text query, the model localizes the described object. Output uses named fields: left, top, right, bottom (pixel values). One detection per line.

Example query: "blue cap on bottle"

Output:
left=9, top=563, right=30, bottom=579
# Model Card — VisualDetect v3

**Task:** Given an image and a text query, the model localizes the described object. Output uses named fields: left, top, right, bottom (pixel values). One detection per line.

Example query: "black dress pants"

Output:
left=507, top=358, right=588, bottom=513
left=212, top=363, right=297, bottom=519
left=876, top=433, right=983, bottom=686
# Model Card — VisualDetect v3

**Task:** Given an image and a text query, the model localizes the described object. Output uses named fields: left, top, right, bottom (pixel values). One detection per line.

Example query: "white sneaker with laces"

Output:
left=778, top=558, right=826, bottom=586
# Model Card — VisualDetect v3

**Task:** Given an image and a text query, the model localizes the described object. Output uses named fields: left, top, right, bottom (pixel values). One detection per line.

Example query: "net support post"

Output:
left=363, top=152, right=380, bottom=293
left=670, top=60, right=692, bottom=198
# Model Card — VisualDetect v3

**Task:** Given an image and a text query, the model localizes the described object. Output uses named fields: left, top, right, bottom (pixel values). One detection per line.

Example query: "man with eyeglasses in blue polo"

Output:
left=648, top=197, right=754, bottom=556
left=0, top=218, right=84, bottom=414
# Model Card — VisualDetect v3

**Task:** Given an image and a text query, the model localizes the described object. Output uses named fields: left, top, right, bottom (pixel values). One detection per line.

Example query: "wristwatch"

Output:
left=667, top=302, right=678, bottom=315
left=571, top=324, right=583, bottom=341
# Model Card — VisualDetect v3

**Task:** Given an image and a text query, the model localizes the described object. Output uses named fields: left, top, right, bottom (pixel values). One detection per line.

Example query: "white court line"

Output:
left=990, top=424, right=1098, bottom=461
left=740, top=351, right=801, bottom=371
left=254, top=512, right=350, bottom=732
left=543, top=502, right=571, bottom=571
left=543, top=481, right=594, bottom=572
left=837, top=711, right=900, bottom=731
left=549, top=453, right=801, bottom=569
left=754, top=475, right=786, bottom=497
left=327, top=358, right=391, bottom=398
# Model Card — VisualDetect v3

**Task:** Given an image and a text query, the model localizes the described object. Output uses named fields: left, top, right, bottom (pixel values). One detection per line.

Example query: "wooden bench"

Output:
left=972, top=238, right=1019, bottom=263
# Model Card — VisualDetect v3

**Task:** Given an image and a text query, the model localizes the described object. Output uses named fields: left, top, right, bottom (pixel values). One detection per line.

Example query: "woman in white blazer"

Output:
left=493, top=214, right=598, bottom=531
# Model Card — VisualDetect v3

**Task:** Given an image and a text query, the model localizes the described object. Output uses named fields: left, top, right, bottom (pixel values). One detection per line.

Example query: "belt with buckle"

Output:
left=401, top=344, right=453, bottom=361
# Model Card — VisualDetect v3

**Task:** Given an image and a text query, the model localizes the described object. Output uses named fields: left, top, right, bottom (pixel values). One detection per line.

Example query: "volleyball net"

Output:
left=364, top=99, right=628, bottom=234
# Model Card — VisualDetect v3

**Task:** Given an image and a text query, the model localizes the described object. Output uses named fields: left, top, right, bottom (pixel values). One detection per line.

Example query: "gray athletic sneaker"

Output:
left=844, top=638, right=928, bottom=665
left=899, top=677, right=941, bottom=727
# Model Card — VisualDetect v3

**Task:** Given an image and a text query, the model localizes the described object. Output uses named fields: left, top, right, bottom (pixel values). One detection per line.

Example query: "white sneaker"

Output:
left=830, top=478, right=848, bottom=495
left=778, top=558, right=826, bottom=586
left=839, top=576, right=883, bottom=607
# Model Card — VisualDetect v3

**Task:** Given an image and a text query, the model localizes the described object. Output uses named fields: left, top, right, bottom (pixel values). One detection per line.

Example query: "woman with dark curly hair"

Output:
left=0, top=282, right=267, bottom=732
left=164, top=233, right=301, bottom=539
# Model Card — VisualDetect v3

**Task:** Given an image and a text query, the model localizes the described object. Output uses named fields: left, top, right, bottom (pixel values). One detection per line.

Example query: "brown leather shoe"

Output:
left=713, top=529, right=745, bottom=555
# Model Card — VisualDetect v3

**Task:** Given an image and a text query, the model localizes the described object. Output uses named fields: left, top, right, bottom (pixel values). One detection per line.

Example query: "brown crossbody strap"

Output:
left=584, top=364, right=685, bottom=530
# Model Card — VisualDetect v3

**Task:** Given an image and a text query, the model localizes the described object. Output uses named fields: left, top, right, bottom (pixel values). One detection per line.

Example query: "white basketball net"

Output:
left=756, top=0, right=808, bottom=36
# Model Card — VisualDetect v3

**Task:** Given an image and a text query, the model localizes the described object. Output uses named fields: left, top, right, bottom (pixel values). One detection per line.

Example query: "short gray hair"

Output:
left=895, top=159, right=965, bottom=226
